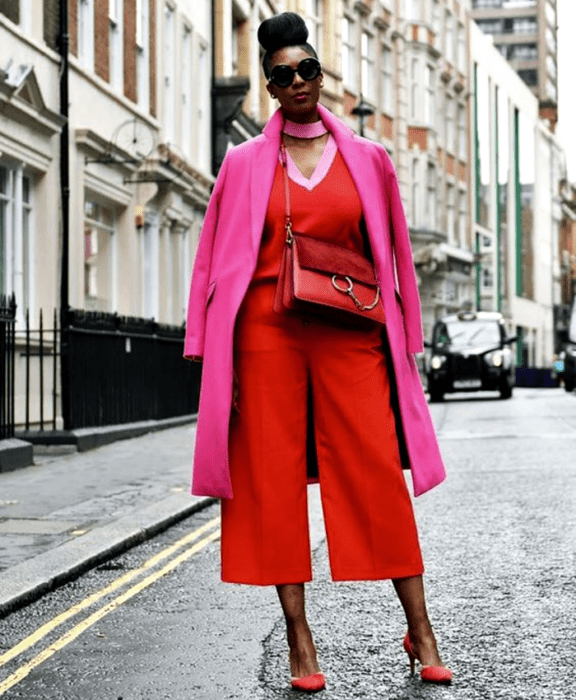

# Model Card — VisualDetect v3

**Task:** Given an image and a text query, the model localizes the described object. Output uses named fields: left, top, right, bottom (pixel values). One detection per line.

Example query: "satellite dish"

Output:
left=112, top=118, right=156, bottom=161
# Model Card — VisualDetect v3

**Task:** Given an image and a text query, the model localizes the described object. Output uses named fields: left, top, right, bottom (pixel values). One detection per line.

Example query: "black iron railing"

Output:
left=0, top=295, right=16, bottom=439
left=61, top=309, right=201, bottom=429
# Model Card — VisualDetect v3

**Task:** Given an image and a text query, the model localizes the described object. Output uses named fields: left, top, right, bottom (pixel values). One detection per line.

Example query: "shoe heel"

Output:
left=403, top=633, right=416, bottom=675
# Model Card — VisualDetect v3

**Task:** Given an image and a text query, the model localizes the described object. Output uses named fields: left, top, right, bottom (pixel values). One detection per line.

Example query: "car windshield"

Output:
left=435, top=319, right=501, bottom=350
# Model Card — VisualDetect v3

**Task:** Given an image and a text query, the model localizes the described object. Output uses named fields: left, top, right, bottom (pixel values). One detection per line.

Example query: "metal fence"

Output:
left=61, top=309, right=201, bottom=429
left=0, top=295, right=16, bottom=439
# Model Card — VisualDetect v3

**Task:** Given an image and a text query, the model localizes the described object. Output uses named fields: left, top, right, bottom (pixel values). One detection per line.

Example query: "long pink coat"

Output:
left=184, top=104, right=446, bottom=499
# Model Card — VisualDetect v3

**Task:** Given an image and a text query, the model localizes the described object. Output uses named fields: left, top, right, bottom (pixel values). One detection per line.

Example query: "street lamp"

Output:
left=352, top=95, right=374, bottom=138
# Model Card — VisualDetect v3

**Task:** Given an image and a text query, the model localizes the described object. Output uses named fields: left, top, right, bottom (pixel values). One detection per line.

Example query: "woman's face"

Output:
left=266, top=46, right=323, bottom=122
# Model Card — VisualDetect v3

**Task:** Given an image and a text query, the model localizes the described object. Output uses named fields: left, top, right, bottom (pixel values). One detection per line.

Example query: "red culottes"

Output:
left=221, top=303, right=424, bottom=585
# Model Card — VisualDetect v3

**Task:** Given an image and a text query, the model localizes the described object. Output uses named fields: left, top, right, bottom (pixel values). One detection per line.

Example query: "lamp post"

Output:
left=352, top=95, right=374, bottom=138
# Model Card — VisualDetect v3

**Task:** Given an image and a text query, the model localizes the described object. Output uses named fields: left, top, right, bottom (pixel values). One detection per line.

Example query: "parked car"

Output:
left=426, top=310, right=517, bottom=402
left=563, top=300, right=576, bottom=392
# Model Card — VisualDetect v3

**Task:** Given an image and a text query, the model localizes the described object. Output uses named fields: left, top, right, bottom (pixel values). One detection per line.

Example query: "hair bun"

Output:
left=257, top=12, right=309, bottom=54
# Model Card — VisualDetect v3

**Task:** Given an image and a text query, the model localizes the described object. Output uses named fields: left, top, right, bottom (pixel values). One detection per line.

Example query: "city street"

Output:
left=0, top=387, right=575, bottom=699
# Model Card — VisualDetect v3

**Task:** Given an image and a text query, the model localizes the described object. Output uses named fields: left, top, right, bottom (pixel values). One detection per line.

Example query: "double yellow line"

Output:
left=0, top=516, right=221, bottom=695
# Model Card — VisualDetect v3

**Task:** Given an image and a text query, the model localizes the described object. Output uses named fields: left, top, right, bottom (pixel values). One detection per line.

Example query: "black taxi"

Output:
left=426, top=311, right=517, bottom=402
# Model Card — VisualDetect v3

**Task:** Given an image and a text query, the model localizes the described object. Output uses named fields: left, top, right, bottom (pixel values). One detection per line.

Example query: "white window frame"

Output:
left=410, top=57, right=419, bottom=121
left=458, top=189, right=467, bottom=248
left=197, top=41, right=210, bottom=172
left=83, top=197, right=117, bottom=313
left=446, top=183, right=455, bottom=245
left=109, top=0, right=124, bottom=92
left=307, top=0, right=323, bottom=58
left=426, top=163, right=436, bottom=230
left=361, top=31, right=376, bottom=102
left=411, top=158, right=420, bottom=227
left=181, top=23, right=193, bottom=158
left=458, top=103, right=466, bottom=159
left=163, top=3, right=176, bottom=145
left=424, top=64, right=435, bottom=127
left=136, top=0, right=150, bottom=111
left=446, top=94, right=455, bottom=152
left=380, top=43, right=393, bottom=115
left=342, top=16, right=356, bottom=90
left=78, top=0, right=95, bottom=71
left=0, top=164, right=34, bottom=322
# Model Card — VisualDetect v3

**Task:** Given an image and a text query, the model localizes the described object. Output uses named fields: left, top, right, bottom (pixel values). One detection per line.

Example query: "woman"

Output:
left=184, top=12, right=452, bottom=692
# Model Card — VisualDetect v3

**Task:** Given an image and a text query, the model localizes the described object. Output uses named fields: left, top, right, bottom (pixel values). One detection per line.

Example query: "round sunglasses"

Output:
left=269, top=57, right=322, bottom=88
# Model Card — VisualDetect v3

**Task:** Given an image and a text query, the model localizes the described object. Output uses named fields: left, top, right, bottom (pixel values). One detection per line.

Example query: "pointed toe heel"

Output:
left=290, top=672, right=326, bottom=692
left=403, top=632, right=453, bottom=685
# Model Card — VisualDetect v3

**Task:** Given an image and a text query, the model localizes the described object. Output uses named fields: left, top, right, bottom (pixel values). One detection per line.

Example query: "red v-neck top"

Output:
left=238, top=149, right=365, bottom=324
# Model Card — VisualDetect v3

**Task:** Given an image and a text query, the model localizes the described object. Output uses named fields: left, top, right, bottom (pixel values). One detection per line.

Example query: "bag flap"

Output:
left=293, top=235, right=377, bottom=286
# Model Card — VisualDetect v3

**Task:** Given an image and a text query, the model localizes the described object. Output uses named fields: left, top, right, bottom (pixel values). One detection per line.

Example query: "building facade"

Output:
left=471, top=19, right=564, bottom=368
left=471, top=0, right=558, bottom=130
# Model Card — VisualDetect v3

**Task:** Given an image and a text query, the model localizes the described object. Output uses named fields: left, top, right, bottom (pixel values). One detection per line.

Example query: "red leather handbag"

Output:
left=273, top=142, right=386, bottom=328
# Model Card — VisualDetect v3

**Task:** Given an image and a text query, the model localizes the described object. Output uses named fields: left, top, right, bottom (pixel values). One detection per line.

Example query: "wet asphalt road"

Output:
left=0, top=387, right=575, bottom=700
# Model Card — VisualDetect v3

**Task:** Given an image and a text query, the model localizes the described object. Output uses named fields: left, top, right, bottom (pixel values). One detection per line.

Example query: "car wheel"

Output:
left=428, top=383, right=444, bottom=402
left=499, top=381, right=513, bottom=399
left=565, top=374, right=575, bottom=392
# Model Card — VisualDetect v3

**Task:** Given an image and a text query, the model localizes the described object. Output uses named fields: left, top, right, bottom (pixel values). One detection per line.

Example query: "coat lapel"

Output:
left=317, top=104, right=389, bottom=276
left=250, top=110, right=283, bottom=253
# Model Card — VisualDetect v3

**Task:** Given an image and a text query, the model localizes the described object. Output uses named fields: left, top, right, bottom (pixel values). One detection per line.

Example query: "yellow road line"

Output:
left=0, top=516, right=220, bottom=669
left=0, top=528, right=221, bottom=696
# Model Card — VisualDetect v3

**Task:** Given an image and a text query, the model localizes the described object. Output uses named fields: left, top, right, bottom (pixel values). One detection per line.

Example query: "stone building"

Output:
left=471, top=0, right=558, bottom=130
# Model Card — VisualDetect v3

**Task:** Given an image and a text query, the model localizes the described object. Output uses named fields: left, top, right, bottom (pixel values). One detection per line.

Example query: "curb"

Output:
left=0, top=493, right=216, bottom=619
left=0, top=439, right=34, bottom=473
left=16, top=414, right=198, bottom=453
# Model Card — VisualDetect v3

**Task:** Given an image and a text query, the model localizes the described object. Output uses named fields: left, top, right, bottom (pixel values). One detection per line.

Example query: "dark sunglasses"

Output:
left=269, top=58, right=322, bottom=88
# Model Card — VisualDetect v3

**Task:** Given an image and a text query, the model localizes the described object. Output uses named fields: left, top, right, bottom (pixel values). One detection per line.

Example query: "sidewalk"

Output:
left=0, top=421, right=215, bottom=617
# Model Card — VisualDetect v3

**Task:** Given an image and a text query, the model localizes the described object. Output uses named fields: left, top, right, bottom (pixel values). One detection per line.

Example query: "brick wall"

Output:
left=43, top=0, right=60, bottom=50
left=95, top=0, right=110, bottom=82
left=69, top=0, right=78, bottom=56
left=149, top=0, right=156, bottom=116
left=124, top=0, right=136, bottom=102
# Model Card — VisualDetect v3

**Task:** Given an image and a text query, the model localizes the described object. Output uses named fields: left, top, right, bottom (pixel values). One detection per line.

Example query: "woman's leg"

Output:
left=393, top=575, right=445, bottom=667
left=276, top=583, right=321, bottom=678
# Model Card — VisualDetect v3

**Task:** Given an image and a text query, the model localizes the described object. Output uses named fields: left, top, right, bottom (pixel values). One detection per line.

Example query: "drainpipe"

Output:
left=59, top=0, right=71, bottom=429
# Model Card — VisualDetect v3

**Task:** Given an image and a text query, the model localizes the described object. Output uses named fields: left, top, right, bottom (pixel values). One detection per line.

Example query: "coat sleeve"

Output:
left=183, top=153, right=230, bottom=360
left=383, top=156, right=424, bottom=354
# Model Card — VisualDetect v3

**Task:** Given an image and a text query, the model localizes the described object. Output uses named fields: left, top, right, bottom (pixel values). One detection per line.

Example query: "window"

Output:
left=411, top=159, right=419, bottom=226
left=307, top=0, right=323, bottom=57
left=197, top=42, right=210, bottom=171
left=136, top=0, right=150, bottom=110
left=457, top=23, right=466, bottom=72
left=446, top=95, right=455, bottom=151
left=426, top=164, right=436, bottom=230
left=445, top=10, right=455, bottom=63
left=458, top=190, right=467, bottom=248
left=361, top=32, right=376, bottom=101
left=84, top=199, right=116, bottom=312
left=405, top=0, right=422, bottom=21
left=380, top=44, right=393, bottom=114
left=504, top=17, right=537, bottom=34
left=78, top=0, right=94, bottom=70
left=342, top=17, right=356, bottom=89
left=181, top=25, right=193, bottom=157
left=518, top=69, right=538, bottom=86
left=109, top=0, right=123, bottom=92
left=446, top=184, right=455, bottom=244
left=410, top=58, right=419, bottom=120
left=475, top=64, right=491, bottom=228
left=458, top=103, right=466, bottom=159
left=0, top=164, right=33, bottom=314
left=163, top=4, right=176, bottom=144
left=432, top=0, right=441, bottom=43
left=475, top=19, right=503, bottom=35
left=0, top=0, right=19, bottom=24
left=424, top=65, right=434, bottom=126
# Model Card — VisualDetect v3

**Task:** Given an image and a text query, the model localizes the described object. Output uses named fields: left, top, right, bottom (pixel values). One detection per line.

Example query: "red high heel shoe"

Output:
left=290, top=672, right=326, bottom=692
left=403, top=632, right=453, bottom=684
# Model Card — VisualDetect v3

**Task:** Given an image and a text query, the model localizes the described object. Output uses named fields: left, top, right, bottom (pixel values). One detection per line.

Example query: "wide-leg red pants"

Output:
left=221, top=304, right=424, bottom=585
